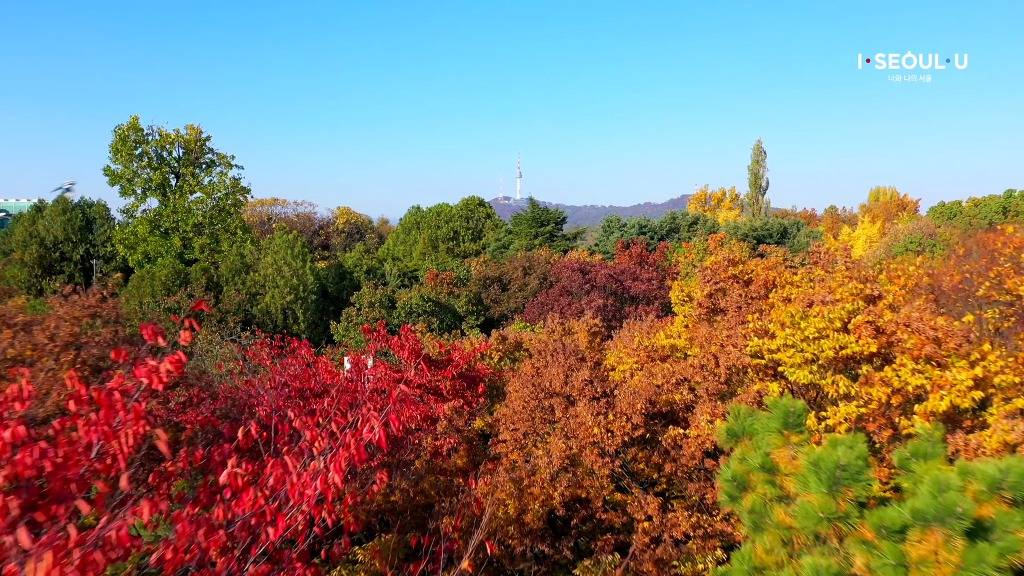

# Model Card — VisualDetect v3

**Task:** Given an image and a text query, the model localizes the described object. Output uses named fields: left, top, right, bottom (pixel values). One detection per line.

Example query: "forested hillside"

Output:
left=3, top=117, right=1024, bottom=575
left=489, top=194, right=692, bottom=228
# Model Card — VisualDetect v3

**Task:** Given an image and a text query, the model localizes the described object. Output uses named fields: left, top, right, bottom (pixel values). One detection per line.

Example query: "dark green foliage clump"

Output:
left=331, top=282, right=398, bottom=347
left=248, top=229, right=323, bottom=340
left=592, top=210, right=718, bottom=257
left=120, top=257, right=192, bottom=322
left=487, top=198, right=581, bottom=257
left=722, top=216, right=819, bottom=253
left=379, top=196, right=504, bottom=287
left=0, top=197, right=118, bottom=295
left=216, top=230, right=348, bottom=343
left=884, top=218, right=949, bottom=259
left=715, top=397, right=1024, bottom=576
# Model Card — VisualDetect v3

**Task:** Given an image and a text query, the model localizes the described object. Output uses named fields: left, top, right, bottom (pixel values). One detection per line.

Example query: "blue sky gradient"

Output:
left=1, top=1, right=1022, bottom=218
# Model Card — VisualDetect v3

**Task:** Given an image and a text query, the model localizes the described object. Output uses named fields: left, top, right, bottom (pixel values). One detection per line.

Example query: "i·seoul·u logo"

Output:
left=857, top=51, right=969, bottom=70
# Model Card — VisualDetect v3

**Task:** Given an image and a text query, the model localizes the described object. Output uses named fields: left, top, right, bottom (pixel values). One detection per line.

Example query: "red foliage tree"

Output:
left=523, top=240, right=674, bottom=334
left=0, top=302, right=491, bottom=575
left=0, top=309, right=193, bottom=575
left=147, top=324, right=489, bottom=574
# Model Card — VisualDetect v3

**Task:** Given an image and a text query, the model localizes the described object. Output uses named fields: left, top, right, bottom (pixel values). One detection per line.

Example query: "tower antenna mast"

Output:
left=515, top=154, right=523, bottom=200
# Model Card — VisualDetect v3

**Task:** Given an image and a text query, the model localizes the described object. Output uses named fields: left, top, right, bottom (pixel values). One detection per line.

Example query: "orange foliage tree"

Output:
left=0, top=290, right=132, bottom=422
left=481, top=319, right=622, bottom=572
left=478, top=235, right=791, bottom=575
left=482, top=317, right=738, bottom=575
left=927, top=226, right=1024, bottom=458
left=819, top=204, right=858, bottom=241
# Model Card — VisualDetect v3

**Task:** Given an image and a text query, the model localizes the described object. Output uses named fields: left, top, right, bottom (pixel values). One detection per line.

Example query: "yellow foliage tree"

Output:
left=330, top=206, right=391, bottom=252
left=861, top=185, right=920, bottom=223
left=834, top=186, right=920, bottom=258
left=330, top=206, right=375, bottom=250
left=749, top=231, right=1024, bottom=461
left=687, top=185, right=743, bottom=224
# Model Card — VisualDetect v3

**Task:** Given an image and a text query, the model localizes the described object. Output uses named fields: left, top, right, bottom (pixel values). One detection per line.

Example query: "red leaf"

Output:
left=15, top=525, right=33, bottom=550
left=190, top=299, right=213, bottom=313
left=110, top=347, right=130, bottom=363
left=141, top=499, right=152, bottom=523
left=139, top=322, right=167, bottom=346
left=154, top=429, right=172, bottom=458
left=74, top=498, right=92, bottom=515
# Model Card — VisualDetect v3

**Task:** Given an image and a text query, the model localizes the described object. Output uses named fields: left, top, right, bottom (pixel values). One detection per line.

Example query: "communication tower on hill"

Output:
left=515, top=154, right=523, bottom=200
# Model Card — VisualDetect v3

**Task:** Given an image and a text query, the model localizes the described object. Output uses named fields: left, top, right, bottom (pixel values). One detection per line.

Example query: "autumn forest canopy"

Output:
left=5, top=117, right=1024, bottom=575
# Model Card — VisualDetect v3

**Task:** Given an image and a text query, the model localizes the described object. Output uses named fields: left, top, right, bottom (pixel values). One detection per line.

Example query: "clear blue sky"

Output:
left=1, top=1, right=1022, bottom=219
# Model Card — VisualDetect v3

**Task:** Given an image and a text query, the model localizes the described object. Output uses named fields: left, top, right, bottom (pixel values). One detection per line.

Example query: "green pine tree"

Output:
left=715, top=397, right=1024, bottom=576
left=488, top=198, right=580, bottom=257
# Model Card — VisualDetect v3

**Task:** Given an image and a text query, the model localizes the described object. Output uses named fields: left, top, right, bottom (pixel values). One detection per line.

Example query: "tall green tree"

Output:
left=249, top=229, right=322, bottom=340
left=0, top=197, right=117, bottom=295
left=104, top=115, right=252, bottom=269
left=488, top=198, right=579, bottom=257
left=744, top=138, right=770, bottom=218
left=379, top=196, right=503, bottom=286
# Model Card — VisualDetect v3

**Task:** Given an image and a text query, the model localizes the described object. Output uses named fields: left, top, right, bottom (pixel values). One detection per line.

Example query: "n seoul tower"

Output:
left=515, top=154, right=523, bottom=200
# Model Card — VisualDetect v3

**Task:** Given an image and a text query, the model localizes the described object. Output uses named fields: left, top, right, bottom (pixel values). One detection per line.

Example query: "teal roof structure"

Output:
left=0, top=199, right=40, bottom=230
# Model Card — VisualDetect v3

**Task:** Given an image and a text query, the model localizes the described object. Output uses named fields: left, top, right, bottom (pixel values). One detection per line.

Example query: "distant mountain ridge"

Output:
left=489, top=195, right=692, bottom=228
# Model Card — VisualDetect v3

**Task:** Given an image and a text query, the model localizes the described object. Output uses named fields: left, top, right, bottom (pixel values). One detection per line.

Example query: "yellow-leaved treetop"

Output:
left=748, top=228, right=1024, bottom=464
left=687, top=185, right=743, bottom=224
left=330, top=206, right=376, bottom=252
left=835, top=186, right=920, bottom=258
